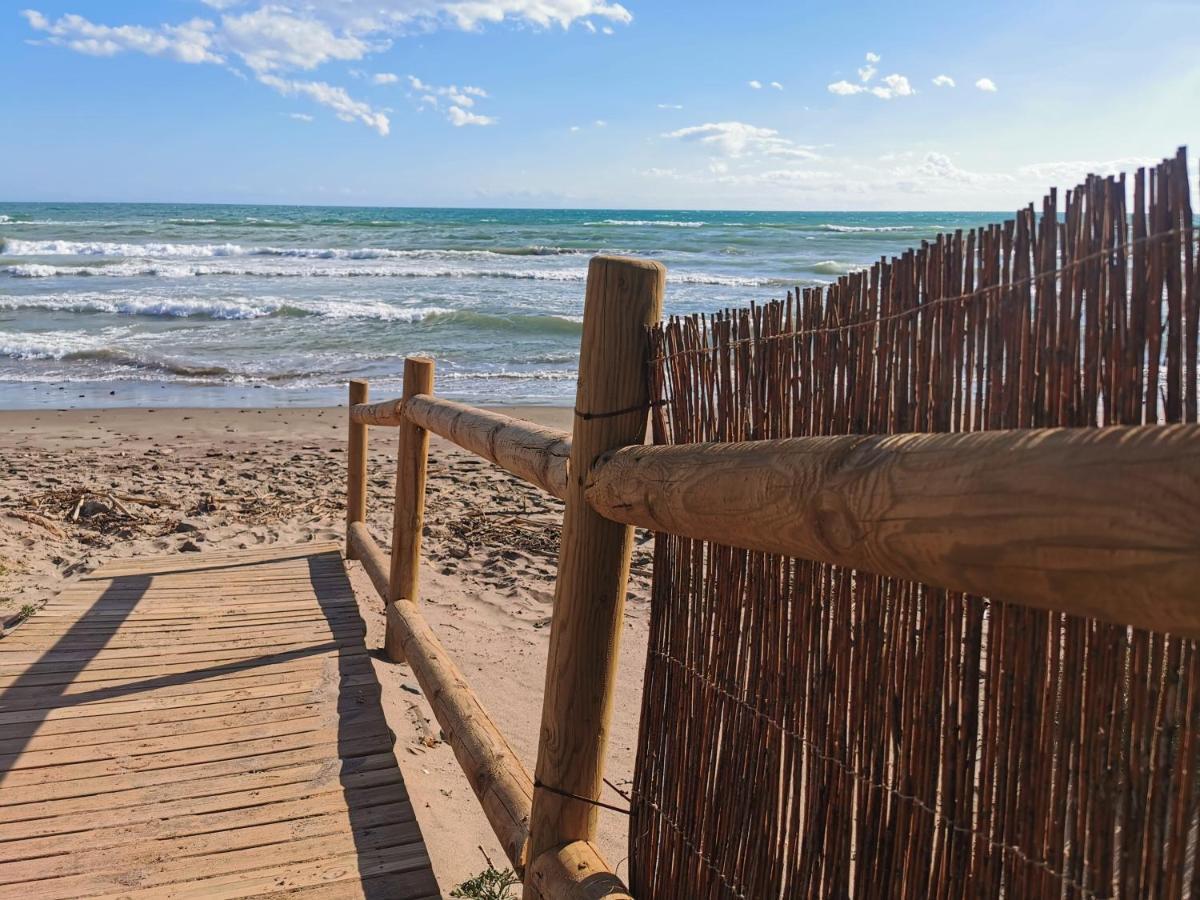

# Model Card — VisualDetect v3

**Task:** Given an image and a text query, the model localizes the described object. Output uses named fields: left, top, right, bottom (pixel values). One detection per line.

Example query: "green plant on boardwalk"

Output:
left=450, top=864, right=519, bottom=900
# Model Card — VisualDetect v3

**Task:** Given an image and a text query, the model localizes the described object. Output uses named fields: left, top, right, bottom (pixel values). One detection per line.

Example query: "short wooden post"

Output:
left=385, top=357, right=435, bottom=662
left=345, top=379, right=369, bottom=559
left=526, top=256, right=666, bottom=874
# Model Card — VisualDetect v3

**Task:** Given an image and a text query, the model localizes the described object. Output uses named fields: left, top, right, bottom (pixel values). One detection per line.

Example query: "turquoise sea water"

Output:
left=0, top=204, right=998, bottom=408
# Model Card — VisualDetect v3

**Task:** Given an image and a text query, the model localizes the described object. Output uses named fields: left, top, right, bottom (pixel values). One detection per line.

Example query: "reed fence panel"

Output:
left=629, top=150, right=1199, bottom=898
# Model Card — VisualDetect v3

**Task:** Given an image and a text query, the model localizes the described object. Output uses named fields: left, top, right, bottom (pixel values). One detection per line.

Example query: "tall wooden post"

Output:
left=526, top=256, right=665, bottom=877
left=345, top=378, right=369, bottom=559
left=385, top=357, right=435, bottom=662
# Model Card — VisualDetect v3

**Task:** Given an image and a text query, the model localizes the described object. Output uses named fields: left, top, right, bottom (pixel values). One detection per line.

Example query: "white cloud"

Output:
left=828, top=80, right=864, bottom=96
left=20, top=3, right=629, bottom=134
left=769, top=81, right=783, bottom=90
left=975, top=77, right=997, bottom=92
left=258, top=74, right=390, bottom=134
left=830, top=72, right=915, bottom=100
left=288, top=111, right=314, bottom=121
left=22, top=10, right=222, bottom=64
left=932, top=74, right=955, bottom=88
left=917, top=151, right=985, bottom=183
left=657, top=103, right=683, bottom=109
left=879, top=73, right=914, bottom=97
left=601, top=25, right=614, bottom=34
left=1017, top=156, right=1157, bottom=183
left=594, top=119, right=607, bottom=127
left=748, top=79, right=762, bottom=89
left=569, top=125, right=581, bottom=132
left=221, top=6, right=372, bottom=72
left=447, top=105, right=496, bottom=126
left=429, top=0, right=632, bottom=30
left=858, top=51, right=881, bottom=82
left=407, top=75, right=495, bottom=125
left=407, top=75, right=488, bottom=108
left=373, top=71, right=399, bottom=84
left=664, top=121, right=816, bottom=160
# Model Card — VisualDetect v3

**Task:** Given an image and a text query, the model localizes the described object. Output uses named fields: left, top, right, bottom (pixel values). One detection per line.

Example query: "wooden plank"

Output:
left=0, top=638, right=367, bottom=673
left=0, top=647, right=371, bottom=690
left=0, top=709, right=389, bottom=771
left=85, top=543, right=343, bottom=577
left=0, top=720, right=393, bottom=788
left=83, top=844, right=438, bottom=900
left=0, top=800, right=418, bottom=884
left=0, top=678, right=365, bottom=727
left=0, top=764, right=402, bottom=844
left=0, top=783, right=409, bottom=862
left=0, top=702, right=326, bottom=754
left=2, top=813, right=427, bottom=898
left=0, top=543, right=438, bottom=898
left=0, top=667, right=376, bottom=715
left=0, top=692, right=327, bottom=741
left=0, top=752, right=400, bottom=825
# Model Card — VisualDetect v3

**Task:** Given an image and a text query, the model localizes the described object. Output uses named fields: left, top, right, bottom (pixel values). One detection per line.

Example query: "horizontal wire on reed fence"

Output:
left=628, top=148, right=1199, bottom=899
left=649, top=226, right=1199, bottom=356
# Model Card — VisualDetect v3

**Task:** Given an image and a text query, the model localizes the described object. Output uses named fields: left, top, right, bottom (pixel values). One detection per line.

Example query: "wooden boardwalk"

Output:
left=0, top=542, right=440, bottom=899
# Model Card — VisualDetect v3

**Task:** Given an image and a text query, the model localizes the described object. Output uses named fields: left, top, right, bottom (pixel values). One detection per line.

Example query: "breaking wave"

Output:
left=0, top=238, right=590, bottom=259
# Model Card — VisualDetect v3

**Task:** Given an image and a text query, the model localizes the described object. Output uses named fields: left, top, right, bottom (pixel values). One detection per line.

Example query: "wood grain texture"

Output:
left=385, top=601, right=534, bottom=873
left=525, top=841, right=631, bottom=900
left=345, top=379, right=369, bottom=559
left=387, top=357, right=434, bottom=618
left=349, top=397, right=405, bottom=427
left=528, top=256, right=665, bottom=872
left=586, top=423, right=1200, bottom=636
left=403, top=395, right=571, bottom=500
left=0, top=543, right=439, bottom=898
left=349, top=521, right=390, bottom=601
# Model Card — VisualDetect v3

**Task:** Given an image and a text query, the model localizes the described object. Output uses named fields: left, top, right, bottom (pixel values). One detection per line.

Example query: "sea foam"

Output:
left=0, top=293, right=454, bottom=322
left=0, top=239, right=587, bottom=260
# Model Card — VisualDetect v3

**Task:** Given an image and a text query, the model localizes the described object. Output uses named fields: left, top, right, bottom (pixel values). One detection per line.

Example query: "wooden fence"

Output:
left=344, top=151, right=1200, bottom=898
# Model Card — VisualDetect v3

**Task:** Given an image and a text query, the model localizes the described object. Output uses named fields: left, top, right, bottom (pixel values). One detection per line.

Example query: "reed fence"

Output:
left=343, top=148, right=1200, bottom=898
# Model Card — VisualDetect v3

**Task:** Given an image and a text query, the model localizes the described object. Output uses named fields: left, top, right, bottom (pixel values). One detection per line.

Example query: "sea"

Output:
left=0, top=204, right=995, bottom=408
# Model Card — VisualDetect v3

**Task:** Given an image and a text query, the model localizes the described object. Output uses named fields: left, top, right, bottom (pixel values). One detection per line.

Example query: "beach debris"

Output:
left=3, top=510, right=66, bottom=540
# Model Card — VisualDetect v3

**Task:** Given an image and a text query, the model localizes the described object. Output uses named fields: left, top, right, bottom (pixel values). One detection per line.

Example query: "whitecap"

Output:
left=584, top=219, right=705, bottom=228
left=807, top=260, right=864, bottom=276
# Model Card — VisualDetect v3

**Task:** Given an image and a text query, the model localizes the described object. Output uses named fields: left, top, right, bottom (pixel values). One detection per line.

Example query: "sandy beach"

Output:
left=0, top=404, right=651, bottom=890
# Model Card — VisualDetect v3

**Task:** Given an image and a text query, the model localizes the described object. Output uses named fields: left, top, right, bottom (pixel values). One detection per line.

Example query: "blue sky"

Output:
left=2, top=0, right=1198, bottom=210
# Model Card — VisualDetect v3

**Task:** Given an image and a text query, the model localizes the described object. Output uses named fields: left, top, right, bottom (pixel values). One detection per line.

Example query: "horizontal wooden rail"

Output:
left=348, top=522, right=390, bottom=600
left=585, top=423, right=1200, bottom=637
left=350, top=394, right=571, bottom=500
left=404, top=396, right=571, bottom=501
left=348, top=524, right=534, bottom=872
left=349, top=396, right=405, bottom=426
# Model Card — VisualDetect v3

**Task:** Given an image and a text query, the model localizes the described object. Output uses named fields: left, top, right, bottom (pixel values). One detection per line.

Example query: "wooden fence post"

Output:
left=345, top=378, right=369, bottom=559
left=526, top=256, right=665, bottom=875
left=385, top=357, right=435, bottom=662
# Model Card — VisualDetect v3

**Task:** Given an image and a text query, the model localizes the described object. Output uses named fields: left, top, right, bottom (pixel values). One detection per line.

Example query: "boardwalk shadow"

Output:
left=308, top=551, right=440, bottom=899
left=0, top=547, right=439, bottom=898
left=0, top=573, right=152, bottom=786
